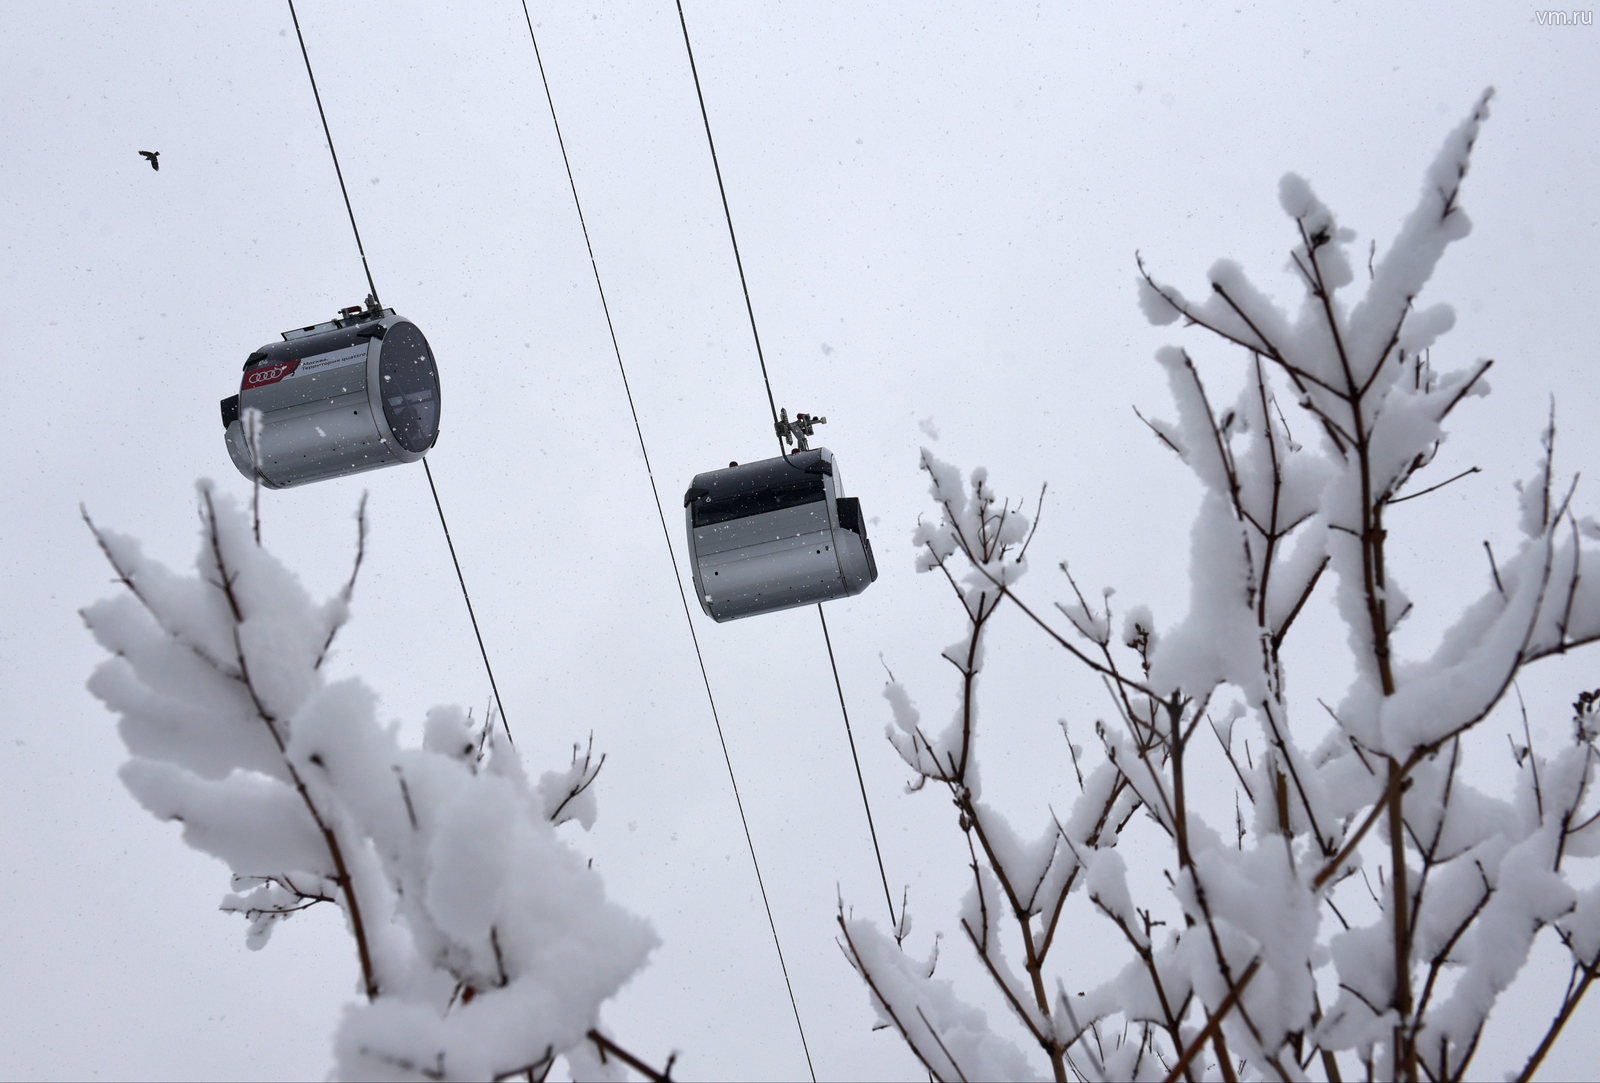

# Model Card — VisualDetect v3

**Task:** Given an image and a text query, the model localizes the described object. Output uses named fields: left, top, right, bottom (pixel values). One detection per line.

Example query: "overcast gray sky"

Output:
left=3, top=2, right=1598, bottom=1079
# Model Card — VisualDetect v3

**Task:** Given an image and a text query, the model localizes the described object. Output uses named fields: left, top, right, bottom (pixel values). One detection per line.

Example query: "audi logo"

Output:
left=241, top=359, right=300, bottom=390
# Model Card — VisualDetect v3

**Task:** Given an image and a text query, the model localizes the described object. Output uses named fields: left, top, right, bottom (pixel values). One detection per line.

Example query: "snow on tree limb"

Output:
left=82, top=485, right=657, bottom=1081
left=847, top=92, right=1600, bottom=1082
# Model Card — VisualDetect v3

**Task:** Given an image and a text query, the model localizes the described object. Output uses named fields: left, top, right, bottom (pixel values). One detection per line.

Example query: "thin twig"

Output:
left=1018, top=482, right=1048, bottom=564
left=1514, top=946, right=1600, bottom=1083
left=1388, top=466, right=1481, bottom=505
left=837, top=914, right=947, bottom=1081
left=917, top=1005, right=971, bottom=1083
left=1162, top=959, right=1261, bottom=1083
left=586, top=1030, right=675, bottom=1083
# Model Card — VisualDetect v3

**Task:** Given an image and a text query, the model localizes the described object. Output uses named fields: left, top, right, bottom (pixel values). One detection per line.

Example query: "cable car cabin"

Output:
left=684, top=448, right=878, bottom=622
left=219, top=307, right=440, bottom=489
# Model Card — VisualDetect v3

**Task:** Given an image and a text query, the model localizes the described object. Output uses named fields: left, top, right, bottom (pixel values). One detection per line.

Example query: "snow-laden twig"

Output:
left=846, top=92, right=1600, bottom=1083
left=82, top=486, right=658, bottom=1080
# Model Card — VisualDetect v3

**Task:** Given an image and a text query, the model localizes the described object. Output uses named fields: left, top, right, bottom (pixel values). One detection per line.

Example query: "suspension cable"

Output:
left=675, top=1, right=898, bottom=932
left=286, top=0, right=380, bottom=308
left=285, top=0, right=512, bottom=743
left=424, top=459, right=514, bottom=745
left=819, top=607, right=898, bottom=927
left=673, top=0, right=782, bottom=449
left=518, top=6, right=813, bottom=1078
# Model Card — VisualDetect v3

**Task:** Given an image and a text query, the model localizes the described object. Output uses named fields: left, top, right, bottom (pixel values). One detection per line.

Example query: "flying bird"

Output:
left=138, top=150, right=160, bottom=171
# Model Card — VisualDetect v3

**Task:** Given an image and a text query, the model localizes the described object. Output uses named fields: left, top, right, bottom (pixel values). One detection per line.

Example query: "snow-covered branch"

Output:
left=82, top=484, right=657, bottom=1081
left=848, top=92, right=1600, bottom=1082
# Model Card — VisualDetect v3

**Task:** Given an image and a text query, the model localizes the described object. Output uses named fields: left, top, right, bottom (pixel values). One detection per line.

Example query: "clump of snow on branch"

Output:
left=846, top=90, right=1600, bottom=1083
left=886, top=450, right=1032, bottom=785
left=82, top=484, right=655, bottom=1082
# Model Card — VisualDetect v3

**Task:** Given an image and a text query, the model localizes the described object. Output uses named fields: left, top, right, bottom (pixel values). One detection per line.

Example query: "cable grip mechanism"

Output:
left=777, top=408, right=826, bottom=452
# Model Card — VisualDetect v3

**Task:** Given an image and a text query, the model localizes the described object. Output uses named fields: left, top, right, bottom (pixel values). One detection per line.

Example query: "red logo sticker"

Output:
left=241, top=359, right=301, bottom=390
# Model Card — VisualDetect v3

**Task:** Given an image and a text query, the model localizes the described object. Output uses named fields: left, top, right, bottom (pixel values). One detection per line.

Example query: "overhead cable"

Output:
left=517, top=6, right=814, bottom=1077
left=285, top=0, right=512, bottom=744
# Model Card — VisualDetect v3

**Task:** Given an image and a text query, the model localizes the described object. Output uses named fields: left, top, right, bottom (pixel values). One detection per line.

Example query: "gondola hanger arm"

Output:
left=776, top=408, right=826, bottom=452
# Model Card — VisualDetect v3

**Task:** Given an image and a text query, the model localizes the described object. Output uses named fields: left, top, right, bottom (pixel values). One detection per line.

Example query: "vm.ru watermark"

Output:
left=1534, top=9, right=1593, bottom=23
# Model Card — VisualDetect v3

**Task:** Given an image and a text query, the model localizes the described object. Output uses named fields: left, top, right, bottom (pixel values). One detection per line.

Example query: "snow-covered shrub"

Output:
left=843, top=90, right=1600, bottom=1081
left=81, top=484, right=661, bottom=1081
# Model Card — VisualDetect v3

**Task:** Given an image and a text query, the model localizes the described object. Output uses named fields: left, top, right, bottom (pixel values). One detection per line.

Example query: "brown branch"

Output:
left=1176, top=349, right=1244, bottom=516
left=1089, top=893, right=1192, bottom=1081
left=960, top=917, right=1052, bottom=1052
left=1018, top=482, right=1047, bottom=564
left=1168, top=696, right=1193, bottom=869
left=243, top=411, right=264, bottom=546
left=586, top=1030, right=676, bottom=1082
left=970, top=555, right=1160, bottom=697
left=836, top=915, right=947, bottom=1081
left=1040, top=777, right=1131, bottom=958
left=1260, top=699, right=1334, bottom=856
left=917, top=1006, right=971, bottom=1083
left=492, top=1046, right=555, bottom=1083
left=1162, top=958, right=1261, bottom=1083
left=1554, top=512, right=1583, bottom=658
left=1483, top=541, right=1506, bottom=596
left=1134, top=404, right=1187, bottom=457
left=1388, top=466, right=1481, bottom=506
left=199, top=486, right=380, bottom=1000
left=1515, top=684, right=1546, bottom=825
left=358, top=1048, right=444, bottom=1080
left=1272, top=555, right=1329, bottom=650
left=315, top=492, right=368, bottom=669
left=923, top=538, right=974, bottom=608
left=1433, top=359, right=1493, bottom=423
left=1208, top=713, right=1256, bottom=803
left=1253, top=354, right=1288, bottom=630
left=82, top=505, right=241, bottom=680
left=1313, top=749, right=1424, bottom=890
left=1388, top=757, right=1416, bottom=1082
left=548, top=734, right=606, bottom=824
left=1134, top=253, right=1278, bottom=374
left=1357, top=302, right=1414, bottom=401
left=957, top=590, right=989, bottom=776
left=394, top=767, right=419, bottom=831
left=959, top=796, right=1059, bottom=1047
left=1411, top=864, right=1491, bottom=1033
left=1517, top=946, right=1600, bottom=1082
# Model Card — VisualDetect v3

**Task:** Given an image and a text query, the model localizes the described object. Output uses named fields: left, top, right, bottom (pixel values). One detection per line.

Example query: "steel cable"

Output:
left=674, top=0, right=898, bottom=933
left=518, top=5, right=814, bottom=1078
left=285, top=0, right=512, bottom=744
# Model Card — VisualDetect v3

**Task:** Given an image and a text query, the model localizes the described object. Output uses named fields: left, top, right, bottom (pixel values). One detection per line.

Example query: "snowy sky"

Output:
left=3, top=2, right=1599, bottom=1079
